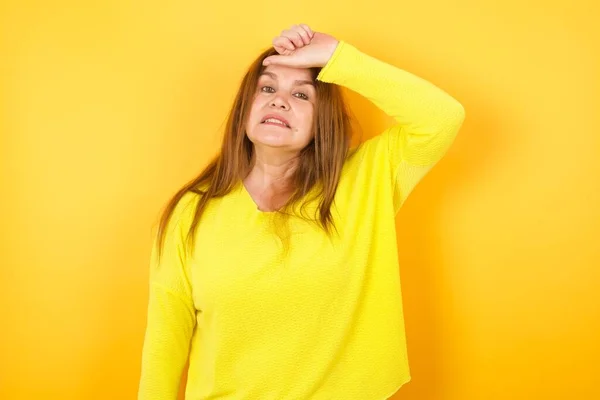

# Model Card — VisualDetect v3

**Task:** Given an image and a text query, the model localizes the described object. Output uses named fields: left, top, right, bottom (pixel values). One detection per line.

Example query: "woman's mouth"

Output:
left=261, top=116, right=290, bottom=128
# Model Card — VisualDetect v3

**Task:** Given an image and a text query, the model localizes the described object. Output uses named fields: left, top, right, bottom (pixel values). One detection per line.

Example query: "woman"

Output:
left=138, top=24, right=465, bottom=400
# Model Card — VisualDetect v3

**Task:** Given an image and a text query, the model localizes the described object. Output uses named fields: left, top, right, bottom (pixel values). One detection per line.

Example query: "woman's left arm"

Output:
left=317, top=41, right=465, bottom=210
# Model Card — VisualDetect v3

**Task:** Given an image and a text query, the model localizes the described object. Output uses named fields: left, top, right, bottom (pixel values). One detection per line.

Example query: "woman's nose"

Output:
left=270, top=95, right=290, bottom=110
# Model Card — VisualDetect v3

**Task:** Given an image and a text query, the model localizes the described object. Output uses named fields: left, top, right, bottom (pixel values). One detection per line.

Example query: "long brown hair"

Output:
left=155, top=46, right=356, bottom=261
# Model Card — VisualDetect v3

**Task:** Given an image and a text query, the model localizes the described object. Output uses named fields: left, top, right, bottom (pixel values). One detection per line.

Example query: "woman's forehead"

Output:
left=261, top=65, right=314, bottom=81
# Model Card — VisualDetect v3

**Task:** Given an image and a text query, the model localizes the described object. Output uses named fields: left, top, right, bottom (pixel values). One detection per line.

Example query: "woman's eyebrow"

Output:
left=260, top=71, right=315, bottom=87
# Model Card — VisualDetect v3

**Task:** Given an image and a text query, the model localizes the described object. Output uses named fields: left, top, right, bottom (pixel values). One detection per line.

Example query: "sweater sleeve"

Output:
left=317, top=41, right=465, bottom=212
left=138, top=193, right=198, bottom=400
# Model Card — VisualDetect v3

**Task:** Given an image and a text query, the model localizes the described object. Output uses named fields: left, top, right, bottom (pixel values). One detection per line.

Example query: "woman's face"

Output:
left=245, top=64, right=317, bottom=153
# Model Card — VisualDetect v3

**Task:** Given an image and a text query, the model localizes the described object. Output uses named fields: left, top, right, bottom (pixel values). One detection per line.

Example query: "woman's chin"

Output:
left=250, top=133, right=291, bottom=148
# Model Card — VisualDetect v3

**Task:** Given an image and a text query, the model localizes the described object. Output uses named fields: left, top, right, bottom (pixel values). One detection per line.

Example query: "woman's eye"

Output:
left=260, top=86, right=308, bottom=100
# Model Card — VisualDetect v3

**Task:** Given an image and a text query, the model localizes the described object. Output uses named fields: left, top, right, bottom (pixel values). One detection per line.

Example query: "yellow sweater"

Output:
left=138, top=41, right=465, bottom=400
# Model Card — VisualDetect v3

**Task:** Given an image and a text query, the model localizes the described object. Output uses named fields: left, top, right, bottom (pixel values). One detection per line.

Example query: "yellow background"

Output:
left=1, top=0, right=599, bottom=399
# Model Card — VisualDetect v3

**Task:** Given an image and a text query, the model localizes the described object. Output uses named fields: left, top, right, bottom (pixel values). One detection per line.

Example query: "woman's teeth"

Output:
left=263, top=118, right=288, bottom=127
